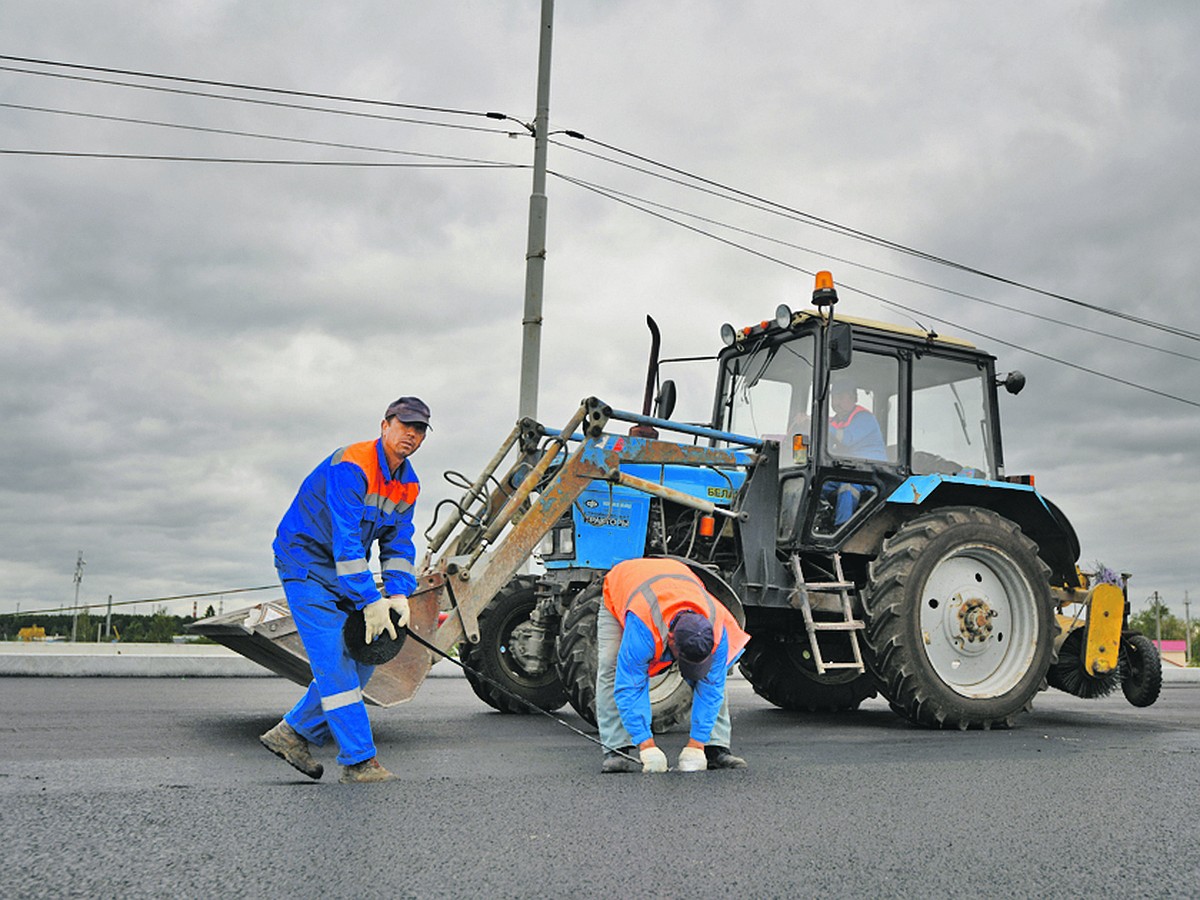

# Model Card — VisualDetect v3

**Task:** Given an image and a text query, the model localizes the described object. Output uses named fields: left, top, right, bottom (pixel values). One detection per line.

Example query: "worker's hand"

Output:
left=640, top=745, right=668, bottom=774
left=385, top=594, right=410, bottom=630
left=677, top=746, right=707, bottom=772
left=363, top=597, right=397, bottom=644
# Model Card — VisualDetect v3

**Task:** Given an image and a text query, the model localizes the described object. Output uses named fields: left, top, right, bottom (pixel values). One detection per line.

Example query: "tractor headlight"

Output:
left=538, top=515, right=576, bottom=560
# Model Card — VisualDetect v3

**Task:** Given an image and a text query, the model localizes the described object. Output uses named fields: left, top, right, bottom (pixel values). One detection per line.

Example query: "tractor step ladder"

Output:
left=789, top=553, right=866, bottom=676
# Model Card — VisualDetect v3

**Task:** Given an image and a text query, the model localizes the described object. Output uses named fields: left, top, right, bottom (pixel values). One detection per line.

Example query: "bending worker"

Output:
left=260, top=396, right=430, bottom=784
left=598, top=557, right=751, bottom=774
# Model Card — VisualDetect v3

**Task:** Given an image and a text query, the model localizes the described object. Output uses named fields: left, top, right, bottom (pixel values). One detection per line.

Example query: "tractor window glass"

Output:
left=720, top=333, right=815, bottom=463
left=825, top=350, right=898, bottom=464
left=910, top=356, right=995, bottom=478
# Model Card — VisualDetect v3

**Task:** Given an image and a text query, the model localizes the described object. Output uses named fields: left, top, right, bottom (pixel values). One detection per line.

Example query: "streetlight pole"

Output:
left=517, top=0, right=555, bottom=421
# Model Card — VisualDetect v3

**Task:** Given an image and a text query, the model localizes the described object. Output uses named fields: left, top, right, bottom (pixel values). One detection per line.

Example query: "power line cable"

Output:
left=0, top=64, right=521, bottom=136
left=0, top=54, right=503, bottom=120
left=8, top=55, right=1192, bottom=342
left=555, top=172, right=1200, bottom=364
left=554, top=134, right=1200, bottom=343
left=0, top=101, right=523, bottom=166
left=554, top=172, right=1200, bottom=409
left=1, top=584, right=277, bottom=619
left=0, top=149, right=523, bottom=169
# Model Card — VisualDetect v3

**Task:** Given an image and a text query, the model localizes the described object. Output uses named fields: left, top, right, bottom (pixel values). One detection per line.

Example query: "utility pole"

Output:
left=1185, top=591, right=1191, bottom=665
left=1153, top=590, right=1161, bottom=646
left=71, top=551, right=85, bottom=643
left=105, top=593, right=113, bottom=641
left=517, top=0, right=555, bottom=421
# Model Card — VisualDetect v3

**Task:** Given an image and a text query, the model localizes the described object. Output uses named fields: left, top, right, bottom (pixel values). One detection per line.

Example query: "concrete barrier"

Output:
left=0, top=642, right=462, bottom=678
left=2, top=641, right=1196, bottom=683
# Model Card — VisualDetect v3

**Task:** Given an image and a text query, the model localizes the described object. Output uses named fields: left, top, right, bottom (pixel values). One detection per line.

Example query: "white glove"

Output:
left=363, top=598, right=396, bottom=644
left=640, top=745, right=668, bottom=774
left=386, top=594, right=411, bottom=630
left=677, top=746, right=707, bottom=772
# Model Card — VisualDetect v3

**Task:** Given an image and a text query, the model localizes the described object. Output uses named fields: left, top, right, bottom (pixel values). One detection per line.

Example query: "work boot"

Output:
left=600, top=746, right=642, bottom=774
left=260, top=720, right=323, bottom=780
left=705, top=746, right=748, bottom=770
left=339, top=757, right=398, bottom=784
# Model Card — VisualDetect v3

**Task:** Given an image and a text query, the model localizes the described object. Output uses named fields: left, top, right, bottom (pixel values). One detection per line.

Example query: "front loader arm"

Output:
left=419, top=397, right=759, bottom=654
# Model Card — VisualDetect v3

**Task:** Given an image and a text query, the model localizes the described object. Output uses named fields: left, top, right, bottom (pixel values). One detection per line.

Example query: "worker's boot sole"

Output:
left=260, top=721, right=324, bottom=780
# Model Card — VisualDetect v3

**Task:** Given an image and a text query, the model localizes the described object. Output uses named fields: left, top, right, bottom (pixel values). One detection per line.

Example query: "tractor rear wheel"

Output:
left=554, top=582, right=693, bottom=731
left=738, top=636, right=876, bottom=712
left=459, top=575, right=568, bottom=714
left=862, top=507, right=1056, bottom=729
left=1120, top=633, right=1162, bottom=708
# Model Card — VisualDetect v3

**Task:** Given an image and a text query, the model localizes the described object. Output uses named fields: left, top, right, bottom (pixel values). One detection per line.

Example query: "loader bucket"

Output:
left=186, top=588, right=441, bottom=707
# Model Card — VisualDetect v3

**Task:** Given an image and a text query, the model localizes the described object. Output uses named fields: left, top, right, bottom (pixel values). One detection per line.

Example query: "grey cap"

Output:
left=385, top=396, right=431, bottom=427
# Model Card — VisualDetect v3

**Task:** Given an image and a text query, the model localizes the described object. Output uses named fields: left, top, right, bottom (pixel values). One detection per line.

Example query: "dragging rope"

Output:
left=402, top=628, right=642, bottom=765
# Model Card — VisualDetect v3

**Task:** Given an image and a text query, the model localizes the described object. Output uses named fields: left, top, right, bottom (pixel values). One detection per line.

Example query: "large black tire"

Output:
left=862, top=507, right=1057, bottom=729
left=554, top=582, right=693, bottom=732
left=738, top=636, right=877, bottom=712
left=459, top=575, right=568, bottom=714
left=1121, top=633, right=1162, bottom=708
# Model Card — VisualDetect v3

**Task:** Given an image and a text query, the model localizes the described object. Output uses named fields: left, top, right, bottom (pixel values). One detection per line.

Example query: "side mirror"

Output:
left=999, top=371, right=1026, bottom=395
left=828, top=322, right=853, bottom=370
left=655, top=380, right=678, bottom=420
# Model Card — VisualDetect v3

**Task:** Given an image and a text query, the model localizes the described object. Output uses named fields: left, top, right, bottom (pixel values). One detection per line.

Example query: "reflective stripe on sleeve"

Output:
left=382, top=558, right=415, bottom=575
left=336, top=558, right=369, bottom=577
left=321, top=687, right=363, bottom=712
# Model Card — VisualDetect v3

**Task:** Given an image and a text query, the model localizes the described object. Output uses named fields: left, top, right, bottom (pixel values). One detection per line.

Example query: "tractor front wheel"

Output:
left=459, top=575, right=568, bottom=714
left=863, top=507, right=1056, bottom=729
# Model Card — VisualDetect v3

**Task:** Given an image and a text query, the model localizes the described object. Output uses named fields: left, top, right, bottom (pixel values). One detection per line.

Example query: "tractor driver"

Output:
left=824, top=382, right=887, bottom=527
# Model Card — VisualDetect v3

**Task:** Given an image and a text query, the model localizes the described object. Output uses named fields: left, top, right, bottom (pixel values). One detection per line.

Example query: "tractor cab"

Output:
left=713, top=273, right=1010, bottom=553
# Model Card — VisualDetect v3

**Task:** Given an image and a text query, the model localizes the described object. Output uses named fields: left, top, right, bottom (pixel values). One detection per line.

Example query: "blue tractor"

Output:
left=438, top=271, right=1159, bottom=729
left=193, top=271, right=1160, bottom=726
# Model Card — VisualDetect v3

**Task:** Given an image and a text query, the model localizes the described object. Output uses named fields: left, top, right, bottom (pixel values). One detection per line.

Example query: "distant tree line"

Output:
left=0, top=604, right=217, bottom=643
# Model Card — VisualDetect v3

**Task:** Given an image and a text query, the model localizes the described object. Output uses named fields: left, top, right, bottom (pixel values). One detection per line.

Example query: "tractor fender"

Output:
left=660, top=555, right=747, bottom=628
left=881, top=475, right=1080, bottom=585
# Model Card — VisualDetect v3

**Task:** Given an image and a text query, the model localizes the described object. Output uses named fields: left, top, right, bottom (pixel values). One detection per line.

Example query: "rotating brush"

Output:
left=1046, top=628, right=1122, bottom=699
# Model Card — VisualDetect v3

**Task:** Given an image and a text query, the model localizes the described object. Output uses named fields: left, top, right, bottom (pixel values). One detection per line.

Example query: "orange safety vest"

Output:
left=603, top=558, right=750, bottom=675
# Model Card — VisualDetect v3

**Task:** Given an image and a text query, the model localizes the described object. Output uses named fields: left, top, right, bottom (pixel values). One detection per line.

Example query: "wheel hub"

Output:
left=956, top=596, right=998, bottom=643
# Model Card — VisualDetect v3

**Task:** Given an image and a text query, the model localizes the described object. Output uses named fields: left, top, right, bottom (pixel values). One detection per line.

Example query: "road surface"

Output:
left=2, top=675, right=1198, bottom=898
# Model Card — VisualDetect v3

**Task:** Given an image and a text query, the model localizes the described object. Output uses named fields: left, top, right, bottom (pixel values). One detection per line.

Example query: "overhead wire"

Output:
left=5, top=56, right=1196, bottom=398
left=553, top=171, right=1200, bottom=409
left=1, top=584, right=277, bottom=619
left=552, top=172, right=1200, bottom=364
left=0, top=54, right=504, bottom=120
left=0, top=63, right=522, bottom=136
left=0, top=149, right=522, bottom=168
left=553, top=134, right=1200, bottom=344
left=0, top=101, right=526, bottom=166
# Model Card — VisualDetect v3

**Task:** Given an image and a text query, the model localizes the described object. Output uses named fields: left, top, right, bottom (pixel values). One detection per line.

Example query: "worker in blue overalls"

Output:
left=259, top=396, right=429, bottom=784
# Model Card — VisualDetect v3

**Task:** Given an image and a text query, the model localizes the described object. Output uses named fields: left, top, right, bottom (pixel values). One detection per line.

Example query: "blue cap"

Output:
left=669, top=610, right=715, bottom=681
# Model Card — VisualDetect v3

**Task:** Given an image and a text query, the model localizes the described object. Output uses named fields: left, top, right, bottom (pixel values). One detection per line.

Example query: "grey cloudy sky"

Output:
left=2, top=2, right=1197, bottom=623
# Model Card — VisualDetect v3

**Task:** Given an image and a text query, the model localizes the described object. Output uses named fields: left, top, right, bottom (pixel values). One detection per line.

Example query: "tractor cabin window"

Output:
left=910, top=355, right=996, bottom=479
